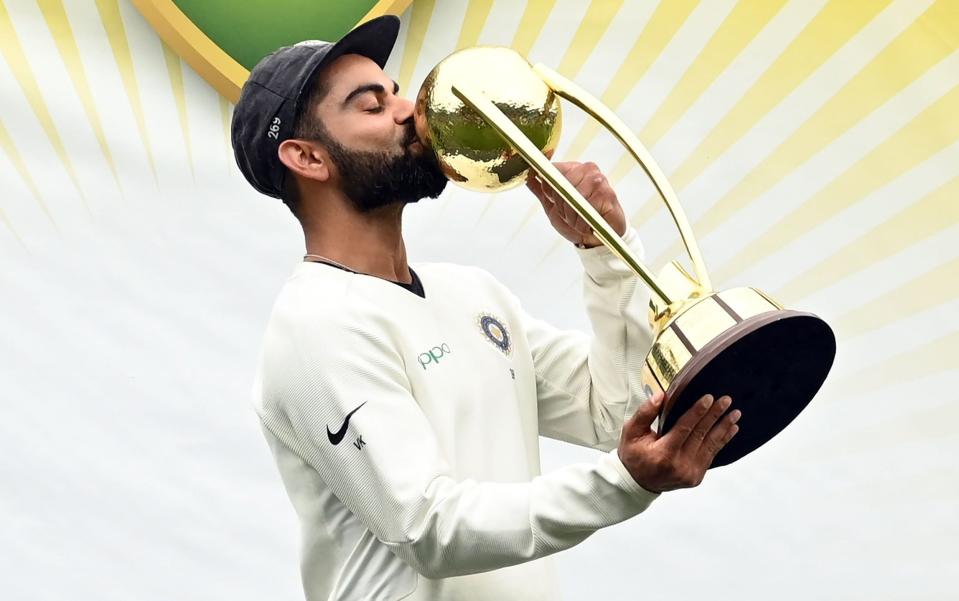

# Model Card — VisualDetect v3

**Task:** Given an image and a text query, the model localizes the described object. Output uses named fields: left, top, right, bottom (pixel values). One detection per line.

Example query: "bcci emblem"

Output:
left=477, top=312, right=511, bottom=356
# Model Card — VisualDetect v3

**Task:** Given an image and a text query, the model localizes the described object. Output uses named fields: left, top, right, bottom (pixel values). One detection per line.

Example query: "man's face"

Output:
left=306, top=54, right=447, bottom=212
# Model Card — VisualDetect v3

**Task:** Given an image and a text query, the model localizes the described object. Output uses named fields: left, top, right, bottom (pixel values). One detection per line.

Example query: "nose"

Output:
left=394, top=95, right=415, bottom=125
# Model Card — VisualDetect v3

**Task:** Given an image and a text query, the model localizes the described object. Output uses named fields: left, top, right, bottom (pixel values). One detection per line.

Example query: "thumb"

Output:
left=626, top=391, right=663, bottom=438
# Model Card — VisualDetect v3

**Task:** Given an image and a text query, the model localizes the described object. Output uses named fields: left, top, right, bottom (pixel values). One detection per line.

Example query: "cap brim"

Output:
left=333, top=14, right=401, bottom=69
left=294, top=15, right=401, bottom=108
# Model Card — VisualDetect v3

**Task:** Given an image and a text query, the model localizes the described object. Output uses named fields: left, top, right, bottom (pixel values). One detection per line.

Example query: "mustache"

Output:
left=402, top=124, right=419, bottom=147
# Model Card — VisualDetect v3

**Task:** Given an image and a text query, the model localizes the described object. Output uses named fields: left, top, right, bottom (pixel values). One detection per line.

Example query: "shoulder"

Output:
left=254, top=269, right=405, bottom=410
left=263, top=266, right=394, bottom=354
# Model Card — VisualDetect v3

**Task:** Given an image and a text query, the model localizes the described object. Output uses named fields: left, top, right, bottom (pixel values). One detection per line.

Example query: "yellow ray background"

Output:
left=161, top=41, right=195, bottom=181
left=608, top=0, right=789, bottom=184
left=565, top=0, right=699, bottom=161
left=0, top=118, right=42, bottom=243
left=654, top=0, right=959, bottom=269
left=1, top=2, right=956, bottom=598
left=629, top=0, right=892, bottom=231
left=37, top=0, right=124, bottom=200
left=0, top=0, right=90, bottom=215
left=715, top=82, right=959, bottom=283
left=778, top=175, right=959, bottom=303
left=95, top=0, right=160, bottom=187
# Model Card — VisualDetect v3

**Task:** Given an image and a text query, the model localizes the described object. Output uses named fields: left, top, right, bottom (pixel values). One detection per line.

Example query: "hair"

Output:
left=281, top=75, right=332, bottom=218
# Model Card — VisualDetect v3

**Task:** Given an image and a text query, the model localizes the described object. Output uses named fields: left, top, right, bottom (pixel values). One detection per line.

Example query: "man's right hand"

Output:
left=618, top=391, right=741, bottom=493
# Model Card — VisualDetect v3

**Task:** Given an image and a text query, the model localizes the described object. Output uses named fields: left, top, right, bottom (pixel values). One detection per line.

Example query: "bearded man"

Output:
left=231, top=15, right=740, bottom=601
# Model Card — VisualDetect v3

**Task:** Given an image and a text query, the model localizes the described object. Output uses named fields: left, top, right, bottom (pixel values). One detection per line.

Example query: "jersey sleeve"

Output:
left=255, top=302, right=659, bottom=580
left=508, top=226, right=655, bottom=452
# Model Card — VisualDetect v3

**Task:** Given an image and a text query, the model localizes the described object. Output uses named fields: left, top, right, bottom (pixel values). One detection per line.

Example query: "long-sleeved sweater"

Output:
left=251, top=225, right=659, bottom=600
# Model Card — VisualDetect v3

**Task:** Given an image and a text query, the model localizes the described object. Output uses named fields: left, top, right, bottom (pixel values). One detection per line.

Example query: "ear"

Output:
left=278, top=138, right=330, bottom=183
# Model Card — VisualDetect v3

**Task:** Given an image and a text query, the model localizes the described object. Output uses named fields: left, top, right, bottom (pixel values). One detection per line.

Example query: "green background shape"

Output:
left=173, top=0, right=380, bottom=70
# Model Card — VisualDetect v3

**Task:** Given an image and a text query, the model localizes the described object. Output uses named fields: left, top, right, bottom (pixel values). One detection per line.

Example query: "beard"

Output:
left=324, top=129, right=448, bottom=214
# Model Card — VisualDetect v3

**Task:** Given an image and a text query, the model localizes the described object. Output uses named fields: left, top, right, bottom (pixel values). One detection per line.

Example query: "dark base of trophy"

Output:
left=657, top=310, right=836, bottom=468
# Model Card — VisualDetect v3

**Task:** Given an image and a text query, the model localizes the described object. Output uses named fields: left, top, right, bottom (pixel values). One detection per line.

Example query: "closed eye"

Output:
left=343, top=80, right=402, bottom=108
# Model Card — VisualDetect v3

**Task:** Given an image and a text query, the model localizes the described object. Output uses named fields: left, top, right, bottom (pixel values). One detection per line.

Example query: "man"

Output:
left=232, top=15, right=740, bottom=601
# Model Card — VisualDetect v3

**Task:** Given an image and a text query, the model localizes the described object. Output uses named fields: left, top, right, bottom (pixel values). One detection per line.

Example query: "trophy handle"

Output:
left=451, top=84, right=675, bottom=307
left=532, top=63, right=712, bottom=293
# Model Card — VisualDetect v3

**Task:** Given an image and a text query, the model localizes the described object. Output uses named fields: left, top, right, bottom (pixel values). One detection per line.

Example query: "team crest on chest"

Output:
left=476, top=312, right=511, bottom=356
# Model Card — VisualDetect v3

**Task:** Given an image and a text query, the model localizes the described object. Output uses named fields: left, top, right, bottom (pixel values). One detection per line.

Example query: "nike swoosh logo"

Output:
left=327, top=402, right=367, bottom=445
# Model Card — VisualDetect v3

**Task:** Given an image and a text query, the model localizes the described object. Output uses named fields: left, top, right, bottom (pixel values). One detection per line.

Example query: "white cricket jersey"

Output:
left=251, top=226, right=660, bottom=600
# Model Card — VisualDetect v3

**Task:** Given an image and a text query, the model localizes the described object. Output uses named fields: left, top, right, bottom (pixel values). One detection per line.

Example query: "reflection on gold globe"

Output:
left=413, top=46, right=563, bottom=192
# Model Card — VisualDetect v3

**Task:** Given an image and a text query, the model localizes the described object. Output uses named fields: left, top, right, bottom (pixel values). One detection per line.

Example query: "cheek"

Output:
left=356, top=122, right=404, bottom=152
left=322, top=110, right=395, bottom=147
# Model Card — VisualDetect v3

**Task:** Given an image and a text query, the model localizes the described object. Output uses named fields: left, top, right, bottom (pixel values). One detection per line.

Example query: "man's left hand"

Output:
left=525, top=161, right=627, bottom=248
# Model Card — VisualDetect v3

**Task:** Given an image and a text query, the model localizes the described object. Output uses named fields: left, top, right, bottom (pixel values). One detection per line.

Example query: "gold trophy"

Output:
left=413, top=47, right=836, bottom=468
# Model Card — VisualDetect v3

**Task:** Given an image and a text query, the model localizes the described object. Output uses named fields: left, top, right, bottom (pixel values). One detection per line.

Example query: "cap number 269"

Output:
left=267, top=116, right=281, bottom=139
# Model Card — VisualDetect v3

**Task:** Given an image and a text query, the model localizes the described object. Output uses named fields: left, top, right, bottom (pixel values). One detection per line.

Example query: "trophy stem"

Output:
left=451, top=84, right=674, bottom=307
left=532, top=64, right=712, bottom=293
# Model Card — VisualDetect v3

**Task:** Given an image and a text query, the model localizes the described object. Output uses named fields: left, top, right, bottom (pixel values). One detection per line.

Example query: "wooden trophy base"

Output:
left=657, top=310, right=836, bottom=468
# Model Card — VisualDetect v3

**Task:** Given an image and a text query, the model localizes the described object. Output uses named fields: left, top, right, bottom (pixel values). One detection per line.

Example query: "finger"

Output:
left=537, top=193, right=564, bottom=229
left=562, top=174, right=603, bottom=225
left=569, top=213, right=593, bottom=238
left=683, top=395, right=731, bottom=453
left=560, top=162, right=592, bottom=190
left=539, top=177, right=569, bottom=210
left=532, top=173, right=561, bottom=206
left=540, top=164, right=608, bottom=229
left=699, top=409, right=742, bottom=464
left=661, top=394, right=714, bottom=451
left=626, top=391, right=664, bottom=438
left=595, top=180, right=618, bottom=214
left=552, top=161, right=581, bottom=177
left=543, top=188, right=585, bottom=231
left=548, top=163, right=580, bottom=202
left=556, top=173, right=602, bottom=224
left=525, top=173, right=538, bottom=193
left=562, top=203, right=587, bottom=232
left=532, top=178, right=568, bottom=228
left=526, top=173, right=549, bottom=202
left=579, top=172, right=606, bottom=202
left=535, top=192, right=552, bottom=216
left=532, top=173, right=558, bottom=205
left=568, top=166, right=609, bottom=218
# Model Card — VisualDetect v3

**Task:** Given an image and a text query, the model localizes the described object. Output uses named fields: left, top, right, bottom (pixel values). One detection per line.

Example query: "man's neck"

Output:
left=301, top=196, right=411, bottom=284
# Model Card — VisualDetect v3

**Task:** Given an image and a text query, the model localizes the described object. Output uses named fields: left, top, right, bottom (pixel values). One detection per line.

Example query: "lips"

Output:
left=402, top=124, right=429, bottom=156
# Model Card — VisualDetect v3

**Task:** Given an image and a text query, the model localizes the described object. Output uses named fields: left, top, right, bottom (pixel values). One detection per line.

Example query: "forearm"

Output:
left=381, top=448, right=658, bottom=579
left=530, top=227, right=653, bottom=449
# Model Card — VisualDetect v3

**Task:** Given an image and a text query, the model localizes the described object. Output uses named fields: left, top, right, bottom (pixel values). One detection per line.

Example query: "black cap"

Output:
left=231, top=15, right=401, bottom=198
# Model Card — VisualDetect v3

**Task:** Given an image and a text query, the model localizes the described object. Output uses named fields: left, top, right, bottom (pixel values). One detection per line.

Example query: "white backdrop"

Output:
left=1, top=1, right=957, bottom=599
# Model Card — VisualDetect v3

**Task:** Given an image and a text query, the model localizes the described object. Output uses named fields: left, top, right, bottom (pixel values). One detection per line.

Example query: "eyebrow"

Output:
left=342, top=80, right=401, bottom=106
